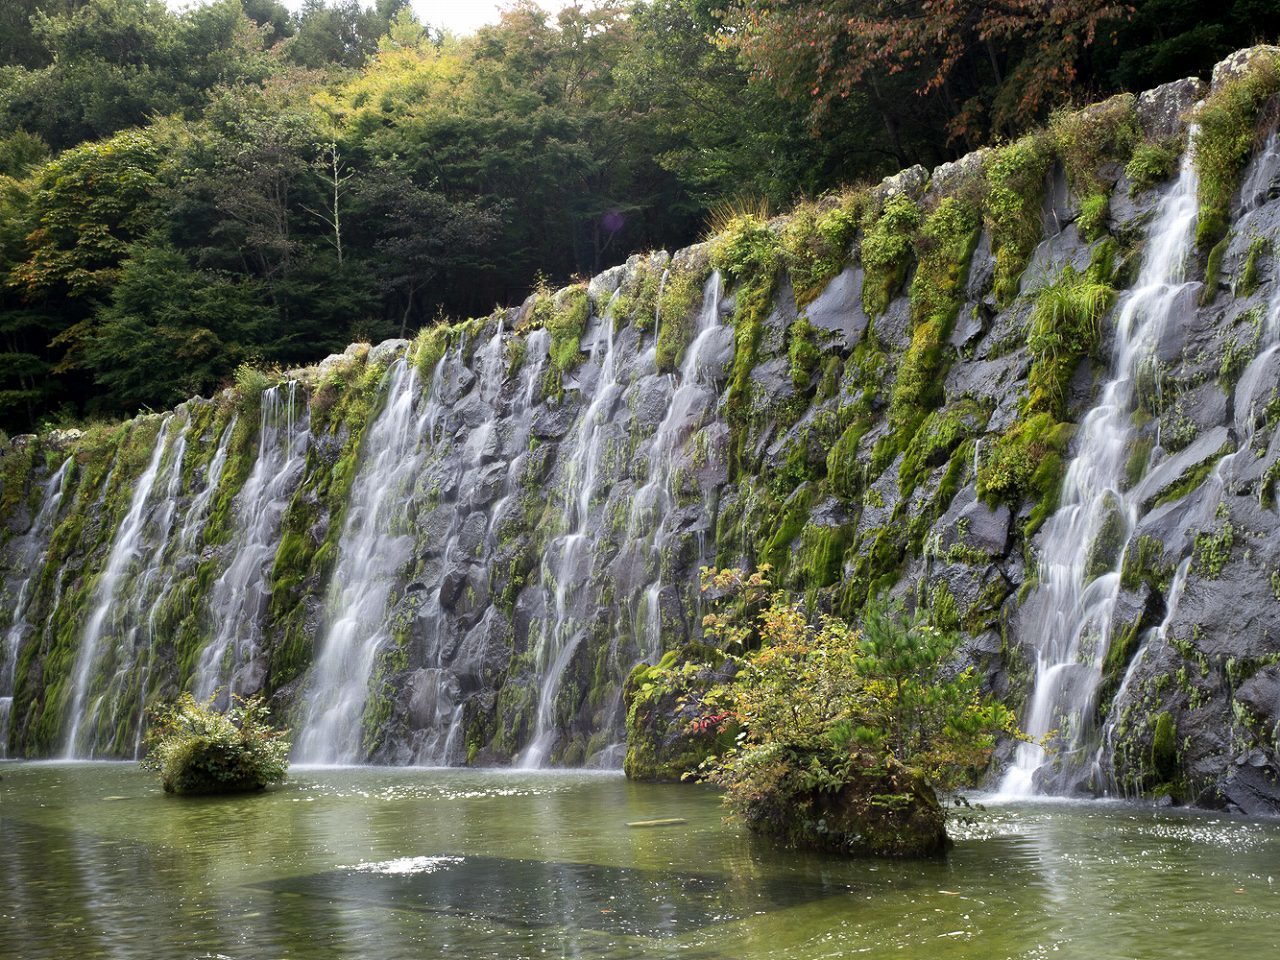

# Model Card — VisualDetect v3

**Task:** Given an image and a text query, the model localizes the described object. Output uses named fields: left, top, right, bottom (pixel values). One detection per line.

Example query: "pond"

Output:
left=1, top=762, right=1277, bottom=959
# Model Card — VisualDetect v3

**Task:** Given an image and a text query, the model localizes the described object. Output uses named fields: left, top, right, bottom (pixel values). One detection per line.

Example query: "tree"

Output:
left=0, top=0, right=283, bottom=150
left=84, top=242, right=273, bottom=411
left=730, top=0, right=1130, bottom=145
left=689, top=569, right=1017, bottom=853
left=352, top=161, right=501, bottom=336
left=287, top=0, right=409, bottom=69
left=9, top=128, right=165, bottom=377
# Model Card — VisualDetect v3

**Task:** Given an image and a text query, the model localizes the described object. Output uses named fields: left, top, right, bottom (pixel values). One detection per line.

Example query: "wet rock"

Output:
left=1133, top=426, right=1231, bottom=506
left=936, top=486, right=1011, bottom=558
left=802, top=266, right=868, bottom=351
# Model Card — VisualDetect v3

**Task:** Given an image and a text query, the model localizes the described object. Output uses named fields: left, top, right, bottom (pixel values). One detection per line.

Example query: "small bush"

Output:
left=142, top=693, right=290, bottom=795
left=1125, top=139, right=1180, bottom=194
left=860, top=193, right=922, bottom=316
left=692, top=576, right=1016, bottom=856
left=1192, top=53, right=1280, bottom=249
left=985, top=133, right=1053, bottom=306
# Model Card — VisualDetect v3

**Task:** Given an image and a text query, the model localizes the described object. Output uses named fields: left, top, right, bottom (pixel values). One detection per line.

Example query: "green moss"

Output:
left=504, top=336, right=527, bottom=379
left=612, top=256, right=665, bottom=332
left=1238, top=235, right=1270, bottom=297
left=1120, top=535, right=1172, bottom=593
left=1193, top=506, right=1235, bottom=579
left=535, top=284, right=591, bottom=372
left=712, top=215, right=784, bottom=475
left=860, top=194, right=922, bottom=316
left=0, top=438, right=39, bottom=520
left=796, top=522, right=855, bottom=594
left=898, top=399, right=989, bottom=495
left=984, top=133, right=1053, bottom=306
left=787, top=317, right=821, bottom=389
left=978, top=412, right=1074, bottom=529
left=888, top=195, right=981, bottom=438
left=655, top=266, right=709, bottom=373
left=411, top=323, right=452, bottom=379
left=1201, top=232, right=1231, bottom=304
left=763, top=485, right=816, bottom=574
left=1192, top=53, right=1280, bottom=249
left=1084, top=498, right=1127, bottom=583
left=1123, top=435, right=1154, bottom=488
left=782, top=193, right=862, bottom=305
left=1097, top=617, right=1143, bottom=715
left=976, top=247, right=1115, bottom=534
left=266, top=361, right=382, bottom=693
left=1150, top=711, right=1179, bottom=785
left=1151, top=440, right=1233, bottom=508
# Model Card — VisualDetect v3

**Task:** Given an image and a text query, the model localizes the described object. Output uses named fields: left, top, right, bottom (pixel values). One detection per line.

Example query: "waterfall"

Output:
left=1000, top=147, right=1201, bottom=796
left=64, top=416, right=183, bottom=758
left=401, top=320, right=514, bottom=766
left=519, top=299, right=627, bottom=768
left=520, top=273, right=724, bottom=768
left=626, top=271, right=724, bottom=665
left=294, top=361, right=431, bottom=764
left=0, top=457, right=72, bottom=757
left=194, top=385, right=309, bottom=702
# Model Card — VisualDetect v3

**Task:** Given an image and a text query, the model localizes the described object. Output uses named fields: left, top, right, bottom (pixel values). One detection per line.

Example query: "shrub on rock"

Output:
left=675, top=568, right=1015, bottom=857
left=141, top=693, right=290, bottom=795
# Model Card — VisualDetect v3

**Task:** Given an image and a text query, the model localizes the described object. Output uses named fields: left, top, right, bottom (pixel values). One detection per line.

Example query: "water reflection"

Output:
left=1, top=764, right=1278, bottom=959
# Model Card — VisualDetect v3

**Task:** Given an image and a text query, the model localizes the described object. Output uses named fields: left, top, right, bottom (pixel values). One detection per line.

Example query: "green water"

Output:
left=1, top=763, right=1277, bottom=959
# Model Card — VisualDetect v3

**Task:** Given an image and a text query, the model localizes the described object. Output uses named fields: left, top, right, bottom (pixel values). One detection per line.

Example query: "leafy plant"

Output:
left=693, top=569, right=1016, bottom=851
left=1192, top=53, right=1280, bottom=249
left=1125, top=139, right=1180, bottom=194
left=141, top=693, right=290, bottom=795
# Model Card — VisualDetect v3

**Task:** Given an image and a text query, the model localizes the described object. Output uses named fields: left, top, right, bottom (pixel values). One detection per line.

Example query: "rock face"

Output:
left=799, top=759, right=951, bottom=858
left=622, top=645, right=737, bottom=782
left=1, top=47, right=1280, bottom=816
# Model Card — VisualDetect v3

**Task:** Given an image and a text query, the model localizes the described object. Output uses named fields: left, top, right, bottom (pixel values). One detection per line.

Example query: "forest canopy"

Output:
left=0, top=0, right=1274, bottom=431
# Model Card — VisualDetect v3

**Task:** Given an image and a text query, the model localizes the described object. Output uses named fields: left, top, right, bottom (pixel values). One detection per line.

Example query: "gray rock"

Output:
left=802, top=266, right=868, bottom=350
left=370, top=338, right=410, bottom=367
left=1136, top=77, right=1205, bottom=139
left=1133, top=425, right=1231, bottom=506
left=1211, top=45, right=1280, bottom=92
left=936, top=485, right=1011, bottom=559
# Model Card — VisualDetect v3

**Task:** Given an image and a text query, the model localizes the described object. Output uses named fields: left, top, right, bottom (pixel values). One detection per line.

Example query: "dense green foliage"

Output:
left=141, top=693, right=290, bottom=794
left=663, top=568, right=1016, bottom=854
left=0, top=0, right=1268, bottom=432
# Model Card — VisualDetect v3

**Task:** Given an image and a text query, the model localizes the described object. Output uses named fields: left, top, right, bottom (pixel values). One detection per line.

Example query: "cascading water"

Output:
left=402, top=321, right=513, bottom=766
left=194, top=384, right=309, bottom=701
left=0, top=457, right=71, bottom=757
left=520, top=273, right=724, bottom=767
left=625, top=271, right=723, bottom=664
left=519, top=299, right=627, bottom=768
left=294, top=361, right=430, bottom=764
left=1000, top=146, right=1201, bottom=796
left=64, top=416, right=182, bottom=758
